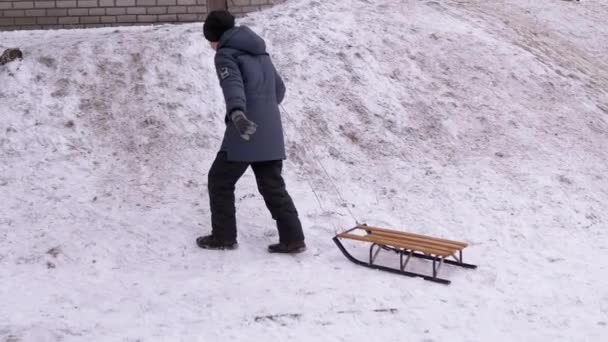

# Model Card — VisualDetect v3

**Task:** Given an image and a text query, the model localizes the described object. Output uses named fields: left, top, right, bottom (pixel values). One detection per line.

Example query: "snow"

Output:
left=1, top=0, right=607, bottom=341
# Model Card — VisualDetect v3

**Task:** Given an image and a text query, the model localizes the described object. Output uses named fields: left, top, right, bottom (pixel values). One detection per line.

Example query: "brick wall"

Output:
left=0, top=0, right=275, bottom=31
left=228, top=0, right=272, bottom=15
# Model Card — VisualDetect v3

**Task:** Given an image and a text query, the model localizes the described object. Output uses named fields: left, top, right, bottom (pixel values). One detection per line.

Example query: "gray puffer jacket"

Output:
left=214, top=26, right=286, bottom=162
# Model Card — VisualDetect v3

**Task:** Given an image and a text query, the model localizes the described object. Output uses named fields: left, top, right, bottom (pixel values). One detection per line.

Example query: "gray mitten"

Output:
left=230, top=110, right=257, bottom=141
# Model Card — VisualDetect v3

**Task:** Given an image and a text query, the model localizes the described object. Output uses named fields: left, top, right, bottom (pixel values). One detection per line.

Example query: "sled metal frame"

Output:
left=333, top=225, right=477, bottom=285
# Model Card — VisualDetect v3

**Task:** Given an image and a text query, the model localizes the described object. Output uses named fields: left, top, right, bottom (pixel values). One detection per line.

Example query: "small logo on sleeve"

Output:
left=220, top=67, right=230, bottom=80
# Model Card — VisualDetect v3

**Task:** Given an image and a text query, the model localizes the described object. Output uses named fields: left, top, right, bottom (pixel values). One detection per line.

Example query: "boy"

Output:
left=196, top=10, right=306, bottom=253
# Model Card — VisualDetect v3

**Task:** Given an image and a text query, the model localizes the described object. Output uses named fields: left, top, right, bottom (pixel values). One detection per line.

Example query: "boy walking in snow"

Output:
left=196, top=10, right=306, bottom=253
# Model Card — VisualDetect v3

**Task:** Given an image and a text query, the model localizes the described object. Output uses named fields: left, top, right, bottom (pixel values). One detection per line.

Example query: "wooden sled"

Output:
left=333, top=224, right=477, bottom=285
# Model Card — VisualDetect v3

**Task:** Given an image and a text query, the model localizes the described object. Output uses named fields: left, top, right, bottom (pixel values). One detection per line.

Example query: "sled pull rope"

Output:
left=281, top=104, right=360, bottom=227
left=280, top=105, right=334, bottom=228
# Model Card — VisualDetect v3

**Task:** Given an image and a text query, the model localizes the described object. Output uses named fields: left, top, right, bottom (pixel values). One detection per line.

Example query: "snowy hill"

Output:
left=1, top=0, right=607, bottom=341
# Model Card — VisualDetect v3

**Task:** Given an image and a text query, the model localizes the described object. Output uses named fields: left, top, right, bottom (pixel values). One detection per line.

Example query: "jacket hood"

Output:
left=219, top=26, right=267, bottom=55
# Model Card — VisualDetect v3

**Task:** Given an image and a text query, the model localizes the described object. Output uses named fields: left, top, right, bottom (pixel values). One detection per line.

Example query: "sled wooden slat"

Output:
left=359, top=225, right=467, bottom=249
left=364, top=231, right=463, bottom=254
left=337, top=233, right=454, bottom=257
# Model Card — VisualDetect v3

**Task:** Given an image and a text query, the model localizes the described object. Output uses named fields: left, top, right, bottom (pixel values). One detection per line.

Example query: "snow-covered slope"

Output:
left=1, top=0, right=607, bottom=341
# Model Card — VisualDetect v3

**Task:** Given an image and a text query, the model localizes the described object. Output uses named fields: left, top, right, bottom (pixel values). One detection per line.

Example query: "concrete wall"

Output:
left=0, top=0, right=274, bottom=31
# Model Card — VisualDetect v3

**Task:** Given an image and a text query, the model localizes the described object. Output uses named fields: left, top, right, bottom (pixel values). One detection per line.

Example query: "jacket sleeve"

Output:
left=215, top=51, right=246, bottom=120
left=274, top=66, right=286, bottom=105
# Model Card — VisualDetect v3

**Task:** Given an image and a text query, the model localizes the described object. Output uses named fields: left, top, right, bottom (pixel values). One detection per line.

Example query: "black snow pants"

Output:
left=207, top=152, right=305, bottom=243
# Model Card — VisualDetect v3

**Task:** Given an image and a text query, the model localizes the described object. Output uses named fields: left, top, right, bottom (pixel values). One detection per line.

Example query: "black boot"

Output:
left=268, top=241, right=306, bottom=254
left=196, top=235, right=238, bottom=250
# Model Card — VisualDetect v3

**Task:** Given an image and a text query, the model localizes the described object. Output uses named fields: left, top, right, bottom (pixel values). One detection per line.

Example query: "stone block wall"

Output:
left=0, top=0, right=274, bottom=30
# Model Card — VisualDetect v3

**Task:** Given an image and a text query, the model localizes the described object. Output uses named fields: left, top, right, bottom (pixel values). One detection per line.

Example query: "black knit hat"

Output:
left=203, top=10, right=235, bottom=42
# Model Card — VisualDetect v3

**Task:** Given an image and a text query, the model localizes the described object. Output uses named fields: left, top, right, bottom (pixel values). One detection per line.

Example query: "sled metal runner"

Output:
left=333, top=225, right=477, bottom=285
